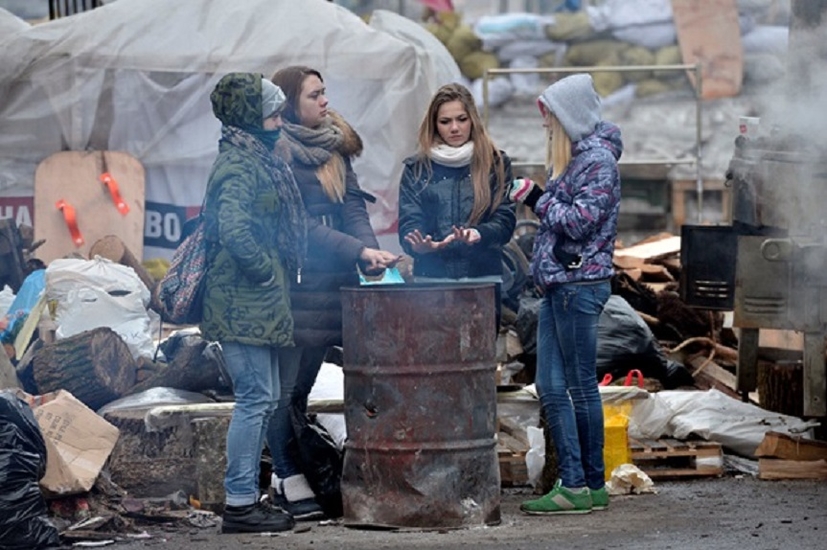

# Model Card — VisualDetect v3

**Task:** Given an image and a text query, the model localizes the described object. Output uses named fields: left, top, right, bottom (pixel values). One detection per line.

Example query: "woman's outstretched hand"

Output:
left=403, top=229, right=455, bottom=254
left=451, top=225, right=481, bottom=245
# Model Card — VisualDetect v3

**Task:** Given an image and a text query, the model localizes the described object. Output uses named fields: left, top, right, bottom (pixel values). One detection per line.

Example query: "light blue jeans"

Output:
left=535, top=279, right=611, bottom=490
left=222, top=341, right=281, bottom=507
left=267, top=346, right=327, bottom=479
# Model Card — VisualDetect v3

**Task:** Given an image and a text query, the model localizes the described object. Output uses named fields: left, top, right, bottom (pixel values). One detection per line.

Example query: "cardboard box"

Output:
left=17, top=389, right=120, bottom=496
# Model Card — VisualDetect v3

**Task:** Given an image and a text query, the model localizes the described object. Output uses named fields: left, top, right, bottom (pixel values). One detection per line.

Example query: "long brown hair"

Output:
left=416, top=83, right=507, bottom=225
left=271, top=65, right=322, bottom=126
left=272, top=65, right=346, bottom=202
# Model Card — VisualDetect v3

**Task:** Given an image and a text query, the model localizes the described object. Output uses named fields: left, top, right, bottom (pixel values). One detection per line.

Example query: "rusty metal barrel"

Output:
left=340, top=283, right=501, bottom=529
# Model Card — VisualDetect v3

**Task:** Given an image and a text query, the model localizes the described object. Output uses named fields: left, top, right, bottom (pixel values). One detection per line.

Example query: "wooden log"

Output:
left=757, top=359, right=803, bottom=417
left=105, top=408, right=200, bottom=498
left=755, top=431, right=827, bottom=461
left=130, top=337, right=227, bottom=395
left=31, top=327, right=137, bottom=410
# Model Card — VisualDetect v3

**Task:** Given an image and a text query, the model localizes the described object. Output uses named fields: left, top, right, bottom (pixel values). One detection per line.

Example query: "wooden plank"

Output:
left=613, top=255, right=645, bottom=271
left=498, top=432, right=529, bottom=454
left=639, top=263, right=675, bottom=282
left=34, top=151, right=145, bottom=264
left=672, top=0, right=743, bottom=99
left=758, top=458, right=827, bottom=480
left=755, top=431, right=827, bottom=461
left=687, top=355, right=740, bottom=401
left=498, top=417, right=529, bottom=446
left=614, top=236, right=681, bottom=260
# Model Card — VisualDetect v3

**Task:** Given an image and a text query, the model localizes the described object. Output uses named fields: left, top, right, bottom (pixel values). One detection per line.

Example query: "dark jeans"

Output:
left=266, top=346, right=327, bottom=479
left=534, top=279, right=611, bottom=490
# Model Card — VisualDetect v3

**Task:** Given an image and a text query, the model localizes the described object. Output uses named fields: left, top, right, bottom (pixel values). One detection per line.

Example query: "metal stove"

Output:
left=680, top=0, right=827, bottom=417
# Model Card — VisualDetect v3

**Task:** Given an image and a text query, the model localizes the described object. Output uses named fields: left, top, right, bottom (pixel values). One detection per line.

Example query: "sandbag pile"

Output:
left=425, top=0, right=789, bottom=104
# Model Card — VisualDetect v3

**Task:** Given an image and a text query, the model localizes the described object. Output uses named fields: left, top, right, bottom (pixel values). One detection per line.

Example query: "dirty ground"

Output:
left=108, top=477, right=824, bottom=550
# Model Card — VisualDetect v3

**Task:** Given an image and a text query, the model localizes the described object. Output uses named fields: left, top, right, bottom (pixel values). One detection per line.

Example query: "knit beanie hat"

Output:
left=537, top=74, right=601, bottom=142
left=261, top=79, right=286, bottom=120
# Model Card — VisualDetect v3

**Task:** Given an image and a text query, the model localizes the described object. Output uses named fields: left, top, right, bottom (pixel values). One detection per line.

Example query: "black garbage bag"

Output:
left=0, top=391, right=61, bottom=549
left=512, top=294, right=693, bottom=389
left=290, top=405, right=343, bottom=519
left=597, top=295, right=693, bottom=389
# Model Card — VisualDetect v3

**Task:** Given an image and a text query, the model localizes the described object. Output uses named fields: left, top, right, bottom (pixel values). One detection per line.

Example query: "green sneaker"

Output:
left=520, top=480, right=592, bottom=515
left=590, top=487, right=609, bottom=511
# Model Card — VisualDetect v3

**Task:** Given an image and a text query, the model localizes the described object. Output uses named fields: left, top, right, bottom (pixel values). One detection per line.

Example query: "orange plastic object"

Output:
left=55, top=199, right=84, bottom=247
left=99, top=172, right=130, bottom=215
left=624, top=369, right=645, bottom=388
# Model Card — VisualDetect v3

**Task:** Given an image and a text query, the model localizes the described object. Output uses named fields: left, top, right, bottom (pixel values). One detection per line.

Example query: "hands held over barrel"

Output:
left=403, top=226, right=480, bottom=254
left=359, top=247, right=403, bottom=273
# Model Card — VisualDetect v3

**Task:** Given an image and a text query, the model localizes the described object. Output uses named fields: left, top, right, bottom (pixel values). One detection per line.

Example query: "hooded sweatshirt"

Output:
left=531, top=75, right=623, bottom=288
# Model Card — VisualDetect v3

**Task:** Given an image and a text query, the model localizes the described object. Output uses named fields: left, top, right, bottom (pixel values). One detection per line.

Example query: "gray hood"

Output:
left=537, top=74, right=601, bottom=142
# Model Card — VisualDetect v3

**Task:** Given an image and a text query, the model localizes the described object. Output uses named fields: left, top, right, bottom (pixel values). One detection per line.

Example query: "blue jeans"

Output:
left=267, top=346, right=327, bottom=479
left=535, top=280, right=610, bottom=490
left=222, top=341, right=281, bottom=506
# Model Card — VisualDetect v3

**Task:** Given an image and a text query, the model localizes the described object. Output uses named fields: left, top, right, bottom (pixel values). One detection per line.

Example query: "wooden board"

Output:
left=614, top=236, right=681, bottom=260
left=630, top=438, right=723, bottom=478
left=755, top=431, right=827, bottom=462
left=672, top=0, right=743, bottom=99
left=34, top=151, right=145, bottom=264
left=758, top=459, right=827, bottom=480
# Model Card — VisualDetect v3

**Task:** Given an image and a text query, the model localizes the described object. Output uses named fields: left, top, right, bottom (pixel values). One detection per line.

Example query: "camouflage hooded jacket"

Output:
left=199, top=73, right=304, bottom=347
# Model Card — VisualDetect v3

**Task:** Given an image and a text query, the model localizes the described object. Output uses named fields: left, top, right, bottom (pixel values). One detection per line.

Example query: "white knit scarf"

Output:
left=428, top=141, right=474, bottom=167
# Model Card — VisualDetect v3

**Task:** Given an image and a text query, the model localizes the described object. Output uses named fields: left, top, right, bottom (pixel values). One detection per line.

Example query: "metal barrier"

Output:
left=482, top=64, right=706, bottom=222
left=49, top=0, right=103, bottom=20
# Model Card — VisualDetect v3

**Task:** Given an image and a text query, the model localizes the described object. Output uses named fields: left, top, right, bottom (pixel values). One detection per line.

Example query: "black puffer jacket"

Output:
left=281, top=123, right=379, bottom=347
left=398, top=152, right=515, bottom=279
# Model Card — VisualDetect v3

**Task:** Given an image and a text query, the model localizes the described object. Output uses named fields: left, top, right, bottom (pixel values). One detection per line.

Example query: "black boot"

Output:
left=221, top=502, right=295, bottom=534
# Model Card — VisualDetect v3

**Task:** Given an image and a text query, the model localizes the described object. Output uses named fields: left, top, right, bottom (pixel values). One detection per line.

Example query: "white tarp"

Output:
left=0, top=0, right=459, bottom=259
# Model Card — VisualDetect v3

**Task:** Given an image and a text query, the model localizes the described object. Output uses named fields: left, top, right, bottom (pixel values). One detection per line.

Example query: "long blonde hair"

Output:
left=545, top=113, right=572, bottom=180
left=416, top=83, right=507, bottom=225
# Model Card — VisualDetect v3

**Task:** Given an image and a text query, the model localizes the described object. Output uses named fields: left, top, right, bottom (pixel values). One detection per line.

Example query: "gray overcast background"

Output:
left=0, top=0, right=48, bottom=18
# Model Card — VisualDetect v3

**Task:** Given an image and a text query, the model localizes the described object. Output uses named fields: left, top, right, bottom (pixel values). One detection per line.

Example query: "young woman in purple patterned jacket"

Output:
left=509, top=73, right=622, bottom=515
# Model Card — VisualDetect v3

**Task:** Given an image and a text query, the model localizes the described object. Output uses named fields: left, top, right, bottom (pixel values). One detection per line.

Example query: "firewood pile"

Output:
left=498, top=230, right=749, bottom=401
left=610, top=232, right=739, bottom=396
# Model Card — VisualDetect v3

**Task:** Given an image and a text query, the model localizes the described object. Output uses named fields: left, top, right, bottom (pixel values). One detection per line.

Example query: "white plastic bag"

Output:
left=0, top=285, right=14, bottom=316
left=525, top=425, right=545, bottom=488
left=45, top=257, right=150, bottom=307
left=54, top=287, right=155, bottom=360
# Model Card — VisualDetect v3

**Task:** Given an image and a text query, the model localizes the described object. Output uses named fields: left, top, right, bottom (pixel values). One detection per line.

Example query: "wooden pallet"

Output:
left=630, top=438, right=723, bottom=479
left=498, top=417, right=530, bottom=486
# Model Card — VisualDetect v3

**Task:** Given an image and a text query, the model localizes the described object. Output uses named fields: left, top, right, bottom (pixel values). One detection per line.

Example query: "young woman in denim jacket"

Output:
left=509, top=74, right=622, bottom=514
left=397, top=83, right=515, bottom=329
